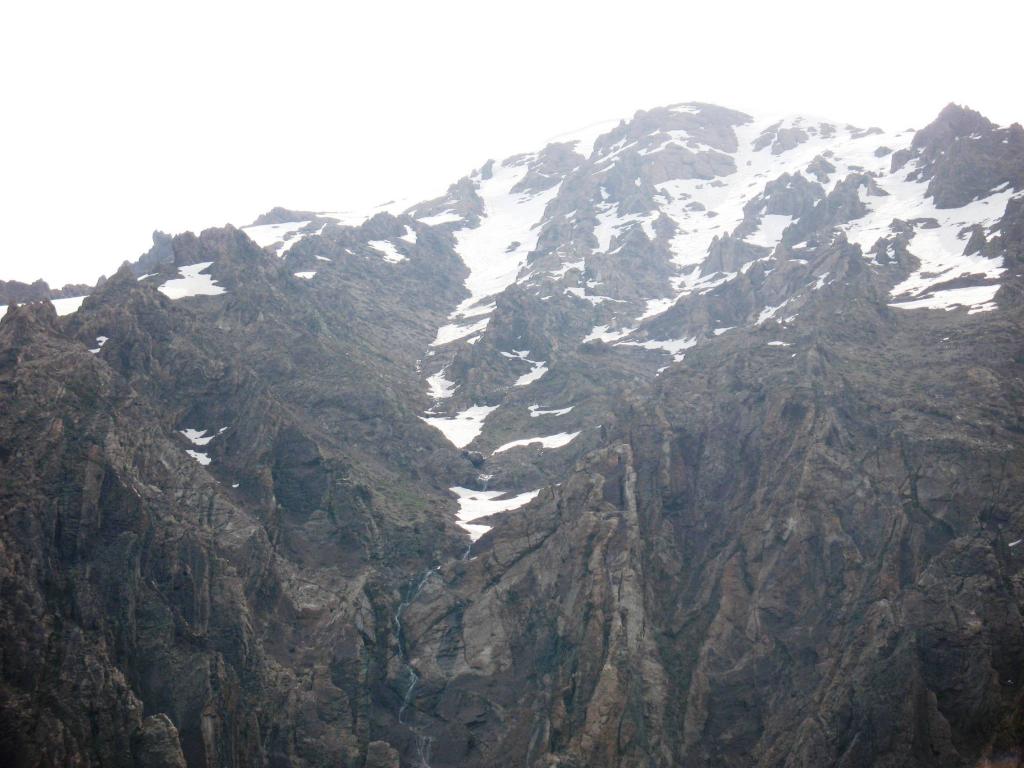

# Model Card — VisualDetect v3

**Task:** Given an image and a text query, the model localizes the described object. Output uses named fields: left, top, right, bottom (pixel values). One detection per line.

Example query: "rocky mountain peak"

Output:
left=912, top=101, right=996, bottom=151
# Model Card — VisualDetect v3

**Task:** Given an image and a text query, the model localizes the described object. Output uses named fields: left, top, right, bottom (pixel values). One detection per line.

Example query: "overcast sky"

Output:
left=2, top=0, right=1022, bottom=286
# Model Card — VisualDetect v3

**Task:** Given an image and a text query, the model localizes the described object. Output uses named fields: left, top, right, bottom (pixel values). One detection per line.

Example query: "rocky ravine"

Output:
left=1, top=102, right=1024, bottom=767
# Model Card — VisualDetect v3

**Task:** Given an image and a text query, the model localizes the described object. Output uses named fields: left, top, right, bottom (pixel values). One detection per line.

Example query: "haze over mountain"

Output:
left=4, top=0, right=1023, bottom=288
left=2, top=96, right=1024, bottom=768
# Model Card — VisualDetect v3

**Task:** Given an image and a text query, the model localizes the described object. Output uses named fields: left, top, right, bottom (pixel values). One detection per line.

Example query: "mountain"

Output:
left=1, top=101, right=1023, bottom=768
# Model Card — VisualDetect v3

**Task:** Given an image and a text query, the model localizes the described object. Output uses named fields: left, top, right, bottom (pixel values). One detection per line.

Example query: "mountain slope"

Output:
left=1, top=101, right=1023, bottom=767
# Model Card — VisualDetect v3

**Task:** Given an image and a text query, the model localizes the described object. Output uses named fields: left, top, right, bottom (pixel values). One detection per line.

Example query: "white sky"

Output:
left=1, top=0, right=1022, bottom=286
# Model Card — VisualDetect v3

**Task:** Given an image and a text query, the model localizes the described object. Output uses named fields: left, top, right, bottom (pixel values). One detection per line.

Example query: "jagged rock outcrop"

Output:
left=904, top=103, right=1024, bottom=207
left=0, top=277, right=95, bottom=305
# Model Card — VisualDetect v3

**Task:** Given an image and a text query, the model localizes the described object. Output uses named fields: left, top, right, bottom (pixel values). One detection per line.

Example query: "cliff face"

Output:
left=398, top=293, right=1024, bottom=767
left=2, top=102, right=1024, bottom=767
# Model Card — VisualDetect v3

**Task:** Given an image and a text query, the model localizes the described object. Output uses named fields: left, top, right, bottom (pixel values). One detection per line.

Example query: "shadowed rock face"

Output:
left=2, top=102, right=1024, bottom=767
left=401, top=298, right=1024, bottom=767
left=0, top=237, right=472, bottom=767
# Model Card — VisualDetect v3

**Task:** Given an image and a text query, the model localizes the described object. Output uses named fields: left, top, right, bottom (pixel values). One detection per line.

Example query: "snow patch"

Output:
left=181, top=427, right=226, bottom=447
left=417, top=210, right=463, bottom=226
left=493, top=431, right=580, bottom=454
left=583, top=324, right=636, bottom=344
left=158, top=262, right=225, bottom=300
left=646, top=113, right=905, bottom=310
left=422, top=405, right=498, bottom=448
left=243, top=221, right=310, bottom=256
left=426, top=367, right=457, bottom=399
left=431, top=317, right=489, bottom=347
left=513, top=356, right=548, bottom=387
left=47, top=296, right=87, bottom=316
left=449, top=159, right=561, bottom=322
left=843, top=168, right=1013, bottom=312
left=529, top=405, right=573, bottom=417
left=367, top=240, right=406, bottom=263
left=450, top=486, right=542, bottom=540
left=593, top=207, right=659, bottom=253
left=745, top=214, right=793, bottom=249
left=888, top=285, right=1000, bottom=313
left=756, top=300, right=790, bottom=325
left=637, top=296, right=679, bottom=321
left=185, top=449, right=211, bottom=466
left=564, top=287, right=624, bottom=304
left=617, top=336, right=697, bottom=361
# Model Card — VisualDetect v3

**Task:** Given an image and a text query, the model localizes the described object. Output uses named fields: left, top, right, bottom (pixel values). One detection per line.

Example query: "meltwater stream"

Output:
left=393, top=566, right=441, bottom=766
left=391, top=475, right=490, bottom=764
